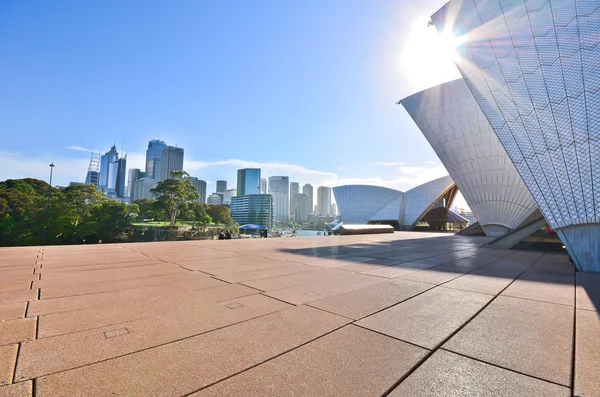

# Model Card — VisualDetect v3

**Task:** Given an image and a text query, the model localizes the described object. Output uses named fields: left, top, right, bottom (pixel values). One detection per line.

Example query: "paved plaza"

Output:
left=0, top=232, right=599, bottom=396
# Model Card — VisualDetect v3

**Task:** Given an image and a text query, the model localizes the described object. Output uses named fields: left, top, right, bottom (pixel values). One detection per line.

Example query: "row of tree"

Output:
left=0, top=172, right=233, bottom=246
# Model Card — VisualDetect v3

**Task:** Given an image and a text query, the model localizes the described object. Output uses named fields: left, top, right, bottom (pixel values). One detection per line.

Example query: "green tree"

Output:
left=201, top=214, right=212, bottom=225
left=150, top=171, right=199, bottom=226
left=132, top=198, right=163, bottom=221
left=206, top=204, right=233, bottom=225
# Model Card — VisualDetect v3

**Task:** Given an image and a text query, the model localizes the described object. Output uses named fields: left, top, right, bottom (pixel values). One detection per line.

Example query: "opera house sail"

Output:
left=431, top=0, right=600, bottom=272
left=401, top=79, right=538, bottom=237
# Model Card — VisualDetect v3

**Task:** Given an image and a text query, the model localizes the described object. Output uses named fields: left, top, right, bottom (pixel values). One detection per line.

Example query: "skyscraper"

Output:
left=230, top=194, right=273, bottom=227
left=216, top=180, right=227, bottom=194
left=317, top=186, right=332, bottom=216
left=207, top=194, right=222, bottom=205
left=159, top=146, right=184, bottom=182
left=237, top=168, right=261, bottom=196
left=269, top=176, right=290, bottom=223
left=330, top=203, right=337, bottom=217
left=127, top=168, right=145, bottom=200
left=289, top=182, right=299, bottom=219
left=189, top=177, right=207, bottom=203
left=107, top=156, right=127, bottom=198
left=99, top=145, right=119, bottom=192
left=293, top=194, right=310, bottom=222
left=302, top=184, right=314, bottom=212
left=133, top=178, right=156, bottom=201
left=222, top=188, right=237, bottom=206
left=145, top=140, right=167, bottom=181
left=260, top=178, right=267, bottom=194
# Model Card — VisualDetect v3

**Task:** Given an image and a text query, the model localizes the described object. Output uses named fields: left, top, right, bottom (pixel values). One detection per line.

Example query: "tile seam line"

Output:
left=439, top=348, right=571, bottom=389
left=351, top=323, right=432, bottom=352
left=178, top=322, right=352, bottom=397
left=17, top=306, right=292, bottom=382
left=379, top=250, right=544, bottom=397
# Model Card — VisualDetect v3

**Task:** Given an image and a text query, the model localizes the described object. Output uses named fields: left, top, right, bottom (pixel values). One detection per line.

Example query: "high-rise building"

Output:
left=317, top=186, right=332, bottom=216
left=107, top=156, right=127, bottom=198
left=133, top=178, right=157, bottom=201
left=230, top=194, right=273, bottom=227
left=216, top=180, right=227, bottom=194
left=330, top=203, right=337, bottom=217
left=222, top=188, right=237, bottom=206
left=237, top=168, right=261, bottom=196
left=99, top=145, right=119, bottom=192
left=269, top=176, right=289, bottom=223
left=289, top=182, right=300, bottom=219
left=85, top=151, right=100, bottom=188
left=260, top=178, right=267, bottom=194
left=293, top=194, right=310, bottom=222
left=159, top=146, right=184, bottom=182
left=145, top=140, right=167, bottom=181
left=207, top=194, right=222, bottom=205
left=127, top=169, right=145, bottom=200
left=302, top=184, right=314, bottom=212
left=189, top=177, right=207, bottom=203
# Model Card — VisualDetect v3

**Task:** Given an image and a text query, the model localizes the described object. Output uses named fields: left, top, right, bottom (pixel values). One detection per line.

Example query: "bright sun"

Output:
left=400, top=18, right=461, bottom=90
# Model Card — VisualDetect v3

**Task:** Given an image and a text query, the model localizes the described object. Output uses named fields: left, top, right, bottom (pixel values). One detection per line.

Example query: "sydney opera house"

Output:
left=336, top=0, right=600, bottom=273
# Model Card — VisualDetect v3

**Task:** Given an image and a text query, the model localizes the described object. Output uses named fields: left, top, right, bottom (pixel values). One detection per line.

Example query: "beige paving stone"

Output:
left=0, top=318, right=36, bottom=346
left=574, top=309, right=600, bottom=397
left=397, top=265, right=471, bottom=285
left=35, top=305, right=349, bottom=397
left=388, top=350, right=570, bottom=397
left=359, top=261, right=435, bottom=278
left=576, top=272, right=600, bottom=312
left=0, top=302, right=26, bottom=321
left=309, top=278, right=432, bottom=319
left=264, top=272, right=383, bottom=305
left=357, top=287, right=492, bottom=349
left=0, top=289, right=37, bottom=306
left=0, top=344, right=17, bottom=386
left=17, top=294, right=290, bottom=380
left=216, top=263, right=317, bottom=283
left=242, top=268, right=349, bottom=291
left=0, top=281, right=32, bottom=293
left=40, top=271, right=209, bottom=299
left=501, top=271, right=574, bottom=306
left=442, top=263, right=528, bottom=295
left=193, top=325, right=428, bottom=397
left=443, top=296, right=573, bottom=386
left=0, top=381, right=32, bottom=397
left=38, top=283, right=258, bottom=338
left=29, top=276, right=225, bottom=316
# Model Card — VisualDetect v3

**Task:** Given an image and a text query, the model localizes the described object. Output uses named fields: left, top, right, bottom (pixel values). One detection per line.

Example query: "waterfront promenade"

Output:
left=1, top=232, right=598, bottom=396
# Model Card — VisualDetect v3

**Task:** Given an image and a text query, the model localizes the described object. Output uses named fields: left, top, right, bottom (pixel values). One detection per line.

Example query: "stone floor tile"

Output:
left=0, top=318, right=36, bottom=346
left=574, top=309, right=600, bottom=397
left=442, top=264, right=528, bottom=296
left=388, top=350, right=570, bottom=397
left=264, top=273, right=383, bottom=305
left=443, top=296, right=573, bottom=386
left=38, top=283, right=257, bottom=337
left=29, top=276, right=226, bottom=316
left=217, top=263, right=317, bottom=283
left=501, top=271, right=574, bottom=306
left=359, top=261, right=435, bottom=278
left=0, top=381, right=32, bottom=397
left=17, top=294, right=290, bottom=380
left=308, top=279, right=432, bottom=319
left=243, top=268, right=351, bottom=292
left=0, top=344, right=17, bottom=386
left=193, top=325, right=428, bottom=397
left=397, top=265, right=471, bottom=285
left=0, top=289, right=36, bottom=306
left=0, top=302, right=26, bottom=321
left=357, top=287, right=492, bottom=349
left=35, top=305, right=350, bottom=397
left=576, top=272, right=600, bottom=312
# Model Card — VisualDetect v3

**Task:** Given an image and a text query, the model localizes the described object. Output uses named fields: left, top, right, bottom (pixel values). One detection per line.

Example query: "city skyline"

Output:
left=0, top=0, right=469, bottom=208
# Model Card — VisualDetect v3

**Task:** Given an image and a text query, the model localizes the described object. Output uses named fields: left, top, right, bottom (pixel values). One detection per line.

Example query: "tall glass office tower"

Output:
left=237, top=168, right=261, bottom=196
left=145, top=140, right=167, bottom=181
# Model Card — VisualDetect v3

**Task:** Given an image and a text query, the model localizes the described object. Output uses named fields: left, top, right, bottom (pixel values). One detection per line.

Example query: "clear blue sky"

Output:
left=0, top=0, right=466, bottom=205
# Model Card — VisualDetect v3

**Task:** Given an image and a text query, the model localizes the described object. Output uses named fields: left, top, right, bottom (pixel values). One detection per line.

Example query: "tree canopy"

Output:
left=150, top=170, right=199, bottom=226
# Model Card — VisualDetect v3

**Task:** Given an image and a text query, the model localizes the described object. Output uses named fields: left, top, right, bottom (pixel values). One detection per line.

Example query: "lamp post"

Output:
left=43, top=163, right=55, bottom=246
